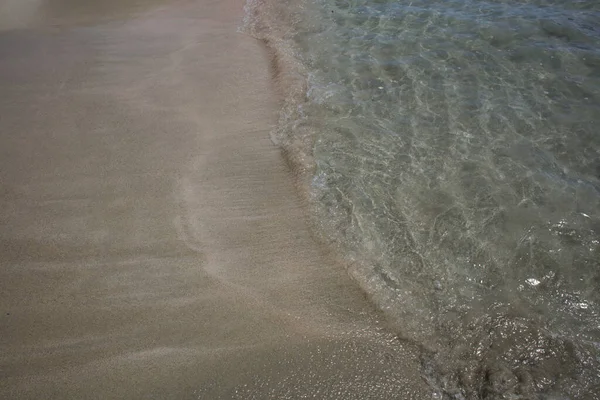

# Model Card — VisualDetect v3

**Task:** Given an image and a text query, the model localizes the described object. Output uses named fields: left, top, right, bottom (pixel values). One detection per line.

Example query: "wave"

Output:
left=241, top=0, right=600, bottom=398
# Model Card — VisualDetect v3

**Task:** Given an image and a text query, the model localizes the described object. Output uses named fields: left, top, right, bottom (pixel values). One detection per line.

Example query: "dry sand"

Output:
left=0, top=1, right=432, bottom=398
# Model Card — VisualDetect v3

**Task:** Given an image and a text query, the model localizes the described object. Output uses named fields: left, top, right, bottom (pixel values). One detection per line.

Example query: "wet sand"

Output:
left=0, top=1, right=431, bottom=398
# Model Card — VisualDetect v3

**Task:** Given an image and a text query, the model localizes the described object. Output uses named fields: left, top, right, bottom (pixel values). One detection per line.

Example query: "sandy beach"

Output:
left=0, top=1, right=431, bottom=398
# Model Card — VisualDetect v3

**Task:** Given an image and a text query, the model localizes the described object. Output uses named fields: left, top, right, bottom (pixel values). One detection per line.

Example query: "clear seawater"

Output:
left=243, top=0, right=600, bottom=398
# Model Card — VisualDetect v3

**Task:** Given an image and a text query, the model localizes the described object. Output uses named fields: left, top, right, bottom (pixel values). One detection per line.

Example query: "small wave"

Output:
left=242, top=0, right=600, bottom=398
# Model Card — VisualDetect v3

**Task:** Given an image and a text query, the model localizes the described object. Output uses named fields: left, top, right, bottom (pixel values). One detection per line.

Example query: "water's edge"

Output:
left=240, top=0, right=600, bottom=398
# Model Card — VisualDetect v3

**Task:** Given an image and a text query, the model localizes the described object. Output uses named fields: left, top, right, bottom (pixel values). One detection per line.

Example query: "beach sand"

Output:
left=0, top=1, right=431, bottom=398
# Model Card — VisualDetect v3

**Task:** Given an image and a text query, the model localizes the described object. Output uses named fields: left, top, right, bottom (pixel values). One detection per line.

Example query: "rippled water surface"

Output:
left=245, top=0, right=600, bottom=398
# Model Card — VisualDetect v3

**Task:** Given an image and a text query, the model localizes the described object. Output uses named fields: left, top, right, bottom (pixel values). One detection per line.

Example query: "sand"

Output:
left=0, top=1, right=431, bottom=398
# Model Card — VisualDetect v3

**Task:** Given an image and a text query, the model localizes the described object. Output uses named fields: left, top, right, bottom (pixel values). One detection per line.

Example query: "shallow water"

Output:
left=244, top=0, right=600, bottom=398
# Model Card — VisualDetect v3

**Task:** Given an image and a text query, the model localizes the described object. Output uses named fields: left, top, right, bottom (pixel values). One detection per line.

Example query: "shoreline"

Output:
left=0, top=1, right=431, bottom=398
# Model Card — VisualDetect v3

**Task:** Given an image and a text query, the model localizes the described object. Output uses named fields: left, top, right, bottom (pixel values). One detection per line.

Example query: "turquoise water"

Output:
left=244, top=0, right=600, bottom=398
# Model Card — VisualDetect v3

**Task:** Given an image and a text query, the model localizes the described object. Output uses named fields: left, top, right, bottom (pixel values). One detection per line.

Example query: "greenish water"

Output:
left=244, top=0, right=600, bottom=398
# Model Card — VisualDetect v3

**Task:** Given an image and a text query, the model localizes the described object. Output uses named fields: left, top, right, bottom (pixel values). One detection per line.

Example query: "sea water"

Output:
left=243, top=0, right=600, bottom=398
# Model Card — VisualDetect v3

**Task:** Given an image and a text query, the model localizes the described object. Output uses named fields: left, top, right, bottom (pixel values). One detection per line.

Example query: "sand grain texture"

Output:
left=0, top=1, right=431, bottom=398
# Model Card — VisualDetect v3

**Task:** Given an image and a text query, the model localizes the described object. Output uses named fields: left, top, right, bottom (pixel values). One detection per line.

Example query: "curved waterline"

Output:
left=243, top=0, right=600, bottom=398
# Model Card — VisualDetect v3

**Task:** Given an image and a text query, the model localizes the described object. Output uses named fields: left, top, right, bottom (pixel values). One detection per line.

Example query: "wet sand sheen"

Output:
left=0, top=1, right=431, bottom=398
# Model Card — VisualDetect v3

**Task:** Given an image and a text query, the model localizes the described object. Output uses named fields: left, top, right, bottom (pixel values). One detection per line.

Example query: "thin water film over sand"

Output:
left=244, top=0, right=600, bottom=398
